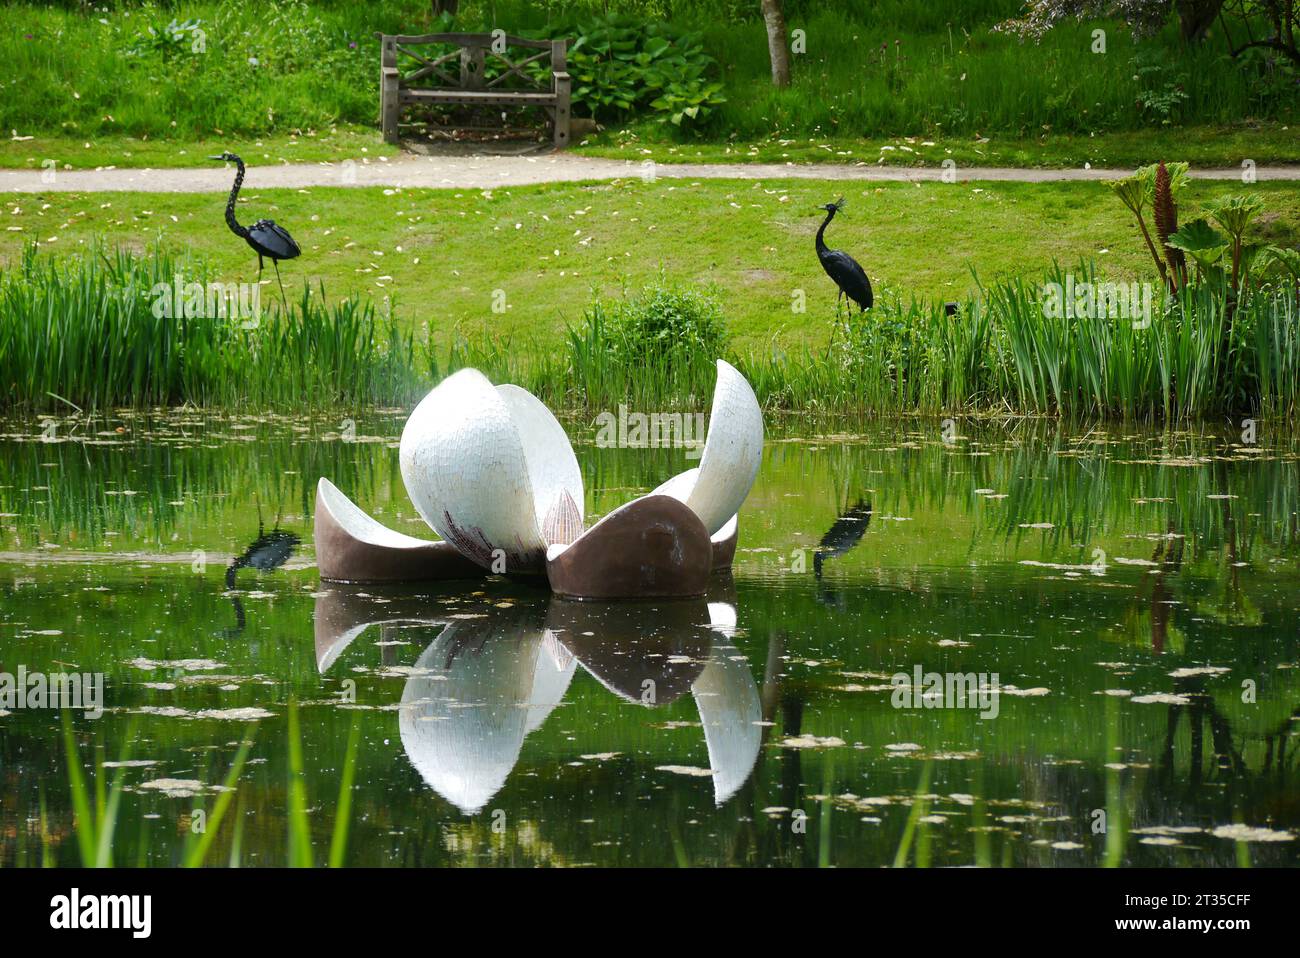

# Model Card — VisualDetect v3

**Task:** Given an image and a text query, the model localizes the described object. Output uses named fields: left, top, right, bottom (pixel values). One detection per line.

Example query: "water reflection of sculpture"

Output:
left=313, top=584, right=761, bottom=814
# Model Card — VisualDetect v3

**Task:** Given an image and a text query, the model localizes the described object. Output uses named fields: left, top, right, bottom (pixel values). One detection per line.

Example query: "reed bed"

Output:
left=5, top=243, right=1300, bottom=420
left=738, top=265, right=1300, bottom=422
left=0, top=242, right=426, bottom=410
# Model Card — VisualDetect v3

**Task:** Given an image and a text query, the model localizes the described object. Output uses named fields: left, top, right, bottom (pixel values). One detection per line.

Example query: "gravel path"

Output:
left=2, top=152, right=1296, bottom=193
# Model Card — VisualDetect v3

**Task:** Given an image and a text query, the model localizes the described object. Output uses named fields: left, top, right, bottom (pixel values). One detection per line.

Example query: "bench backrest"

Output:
left=377, top=32, right=566, bottom=93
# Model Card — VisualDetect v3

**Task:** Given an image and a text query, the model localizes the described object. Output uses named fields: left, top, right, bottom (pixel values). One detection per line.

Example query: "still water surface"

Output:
left=1, top=412, right=1298, bottom=866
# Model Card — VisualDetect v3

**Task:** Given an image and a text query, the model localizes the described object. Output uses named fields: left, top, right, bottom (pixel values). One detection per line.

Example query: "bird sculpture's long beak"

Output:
left=207, top=155, right=226, bottom=161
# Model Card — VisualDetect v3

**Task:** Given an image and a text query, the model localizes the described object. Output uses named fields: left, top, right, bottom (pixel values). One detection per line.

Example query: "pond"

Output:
left=1, top=411, right=1297, bottom=867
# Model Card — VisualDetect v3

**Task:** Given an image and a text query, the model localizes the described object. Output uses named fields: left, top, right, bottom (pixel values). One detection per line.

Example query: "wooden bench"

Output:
left=376, top=32, right=570, bottom=148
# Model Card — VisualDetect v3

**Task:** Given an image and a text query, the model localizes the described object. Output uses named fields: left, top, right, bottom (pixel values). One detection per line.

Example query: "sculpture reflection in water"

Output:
left=223, top=506, right=300, bottom=636
left=813, top=496, right=871, bottom=609
left=313, top=583, right=761, bottom=814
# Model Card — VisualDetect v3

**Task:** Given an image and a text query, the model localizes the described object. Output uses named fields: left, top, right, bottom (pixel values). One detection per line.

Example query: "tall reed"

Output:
left=6, top=244, right=1299, bottom=420
left=0, top=242, right=426, bottom=411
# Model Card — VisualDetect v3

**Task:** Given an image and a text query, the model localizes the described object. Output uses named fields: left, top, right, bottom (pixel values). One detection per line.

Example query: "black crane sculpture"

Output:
left=209, top=152, right=300, bottom=311
left=815, top=197, right=873, bottom=315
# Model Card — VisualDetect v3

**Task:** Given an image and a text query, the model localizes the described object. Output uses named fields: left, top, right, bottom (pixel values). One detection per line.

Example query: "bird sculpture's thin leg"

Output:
left=257, top=254, right=264, bottom=285
left=273, top=259, right=289, bottom=314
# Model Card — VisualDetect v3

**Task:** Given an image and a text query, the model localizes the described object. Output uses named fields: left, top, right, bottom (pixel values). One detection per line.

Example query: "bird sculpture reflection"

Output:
left=815, top=197, right=873, bottom=315
left=813, top=497, right=873, bottom=577
left=223, top=505, right=300, bottom=636
left=209, top=152, right=300, bottom=310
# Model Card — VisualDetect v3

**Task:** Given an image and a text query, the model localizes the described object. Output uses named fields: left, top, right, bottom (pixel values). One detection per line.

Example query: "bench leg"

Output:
left=381, top=74, right=400, bottom=145
left=553, top=78, right=571, bottom=150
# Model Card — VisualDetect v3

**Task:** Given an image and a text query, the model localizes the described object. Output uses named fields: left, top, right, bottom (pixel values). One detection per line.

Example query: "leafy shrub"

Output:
left=538, top=14, right=725, bottom=127
left=600, top=279, right=728, bottom=364
left=564, top=279, right=729, bottom=406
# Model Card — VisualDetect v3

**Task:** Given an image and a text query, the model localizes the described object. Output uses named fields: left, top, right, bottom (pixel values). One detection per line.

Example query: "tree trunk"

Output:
left=761, top=0, right=791, bottom=87
left=1176, top=0, right=1224, bottom=43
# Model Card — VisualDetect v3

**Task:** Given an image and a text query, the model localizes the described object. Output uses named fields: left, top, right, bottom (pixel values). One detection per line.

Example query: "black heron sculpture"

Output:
left=209, top=152, right=300, bottom=311
left=815, top=197, right=873, bottom=315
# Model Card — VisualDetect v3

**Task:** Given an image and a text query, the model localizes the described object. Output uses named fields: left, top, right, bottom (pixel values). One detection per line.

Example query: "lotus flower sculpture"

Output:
left=316, top=359, right=763, bottom=599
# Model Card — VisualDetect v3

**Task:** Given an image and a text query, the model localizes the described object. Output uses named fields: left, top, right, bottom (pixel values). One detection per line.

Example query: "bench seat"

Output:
left=378, top=32, right=571, bottom=149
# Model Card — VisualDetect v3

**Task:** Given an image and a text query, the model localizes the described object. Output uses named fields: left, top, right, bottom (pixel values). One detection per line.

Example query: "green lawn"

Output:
left=0, top=126, right=398, bottom=172
left=577, top=122, right=1300, bottom=170
left=5, top=177, right=1299, bottom=353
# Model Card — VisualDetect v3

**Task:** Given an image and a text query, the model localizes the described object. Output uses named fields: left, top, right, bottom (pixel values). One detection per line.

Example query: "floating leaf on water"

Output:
left=126, top=657, right=226, bottom=671
left=1131, top=693, right=1192, bottom=705
left=779, top=734, right=846, bottom=749
left=129, top=705, right=272, bottom=721
left=1210, top=824, right=1294, bottom=843
left=655, top=765, right=714, bottom=777
left=194, top=707, right=274, bottom=721
left=138, top=778, right=205, bottom=797
left=136, top=777, right=231, bottom=798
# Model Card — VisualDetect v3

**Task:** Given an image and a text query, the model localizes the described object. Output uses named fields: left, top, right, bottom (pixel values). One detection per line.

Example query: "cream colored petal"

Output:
left=651, top=470, right=738, bottom=548
left=496, top=383, right=584, bottom=545
left=711, top=513, right=738, bottom=547
left=399, top=369, right=547, bottom=571
left=686, top=360, right=763, bottom=535
left=524, top=629, right=576, bottom=735
left=317, top=477, right=435, bottom=549
left=651, top=467, right=699, bottom=500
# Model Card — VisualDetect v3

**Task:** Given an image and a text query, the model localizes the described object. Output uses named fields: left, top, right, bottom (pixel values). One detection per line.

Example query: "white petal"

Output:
left=649, top=362, right=762, bottom=536
left=649, top=473, right=740, bottom=552
left=399, top=369, right=547, bottom=570
left=687, top=360, right=763, bottom=534
left=711, top=513, right=738, bottom=548
left=496, top=383, right=584, bottom=544
left=317, top=477, right=433, bottom=549
left=651, top=467, right=699, bottom=501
